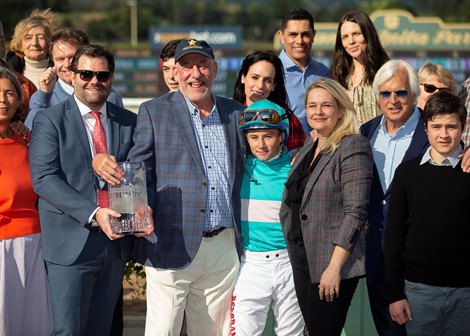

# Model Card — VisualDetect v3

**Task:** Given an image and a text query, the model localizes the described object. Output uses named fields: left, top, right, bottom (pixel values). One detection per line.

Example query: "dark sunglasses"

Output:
left=421, top=83, right=450, bottom=94
left=239, top=109, right=287, bottom=125
left=75, top=70, right=112, bottom=82
left=378, top=90, right=409, bottom=100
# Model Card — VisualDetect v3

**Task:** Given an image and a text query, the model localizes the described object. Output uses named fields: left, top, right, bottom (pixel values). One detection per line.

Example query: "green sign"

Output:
left=275, top=9, right=470, bottom=51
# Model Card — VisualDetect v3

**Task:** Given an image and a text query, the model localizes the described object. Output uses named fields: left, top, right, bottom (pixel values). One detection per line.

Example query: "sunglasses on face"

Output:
left=378, top=89, right=409, bottom=100
left=421, top=83, right=450, bottom=94
left=75, top=70, right=112, bottom=82
left=239, top=109, right=287, bottom=125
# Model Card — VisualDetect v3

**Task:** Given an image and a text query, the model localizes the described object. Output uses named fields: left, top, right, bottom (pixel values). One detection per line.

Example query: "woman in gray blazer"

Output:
left=280, top=78, right=373, bottom=335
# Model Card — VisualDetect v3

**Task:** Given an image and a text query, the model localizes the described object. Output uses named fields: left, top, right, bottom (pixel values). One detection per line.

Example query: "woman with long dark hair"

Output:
left=234, top=51, right=306, bottom=150
left=332, top=10, right=389, bottom=124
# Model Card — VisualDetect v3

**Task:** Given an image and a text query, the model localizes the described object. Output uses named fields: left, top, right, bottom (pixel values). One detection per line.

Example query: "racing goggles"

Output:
left=239, top=109, right=287, bottom=125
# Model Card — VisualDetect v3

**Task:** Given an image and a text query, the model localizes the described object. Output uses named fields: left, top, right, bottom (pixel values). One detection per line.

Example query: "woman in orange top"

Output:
left=0, top=68, right=53, bottom=336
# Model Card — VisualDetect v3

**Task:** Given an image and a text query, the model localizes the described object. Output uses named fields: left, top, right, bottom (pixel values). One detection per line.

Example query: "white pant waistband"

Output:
left=242, top=248, right=289, bottom=261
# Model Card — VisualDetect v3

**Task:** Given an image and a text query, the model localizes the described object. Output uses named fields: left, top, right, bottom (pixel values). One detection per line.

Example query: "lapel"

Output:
left=217, top=98, right=238, bottom=182
left=383, top=115, right=429, bottom=197
left=107, top=103, right=120, bottom=157
left=64, top=97, right=95, bottom=186
left=401, top=116, right=428, bottom=163
left=288, top=139, right=313, bottom=177
left=301, top=147, right=336, bottom=212
left=284, top=139, right=336, bottom=210
left=171, top=92, right=206, bottom=175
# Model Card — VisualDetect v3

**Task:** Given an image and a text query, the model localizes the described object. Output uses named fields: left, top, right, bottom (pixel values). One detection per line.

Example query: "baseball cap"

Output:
left=174, top=39, right=214, bottom=62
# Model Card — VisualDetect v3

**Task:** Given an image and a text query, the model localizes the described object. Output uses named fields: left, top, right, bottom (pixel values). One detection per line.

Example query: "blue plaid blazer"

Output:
left=129, top=91, right=245, bottom=269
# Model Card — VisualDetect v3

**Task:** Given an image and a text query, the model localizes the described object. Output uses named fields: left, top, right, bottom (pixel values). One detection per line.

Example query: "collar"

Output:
left=420, top=146, right=462, bottom=168
left=73, top=94, right=107, bottom=118
left=58, top=78, right=74, bottom=95
left=379, top=106, right=420, bottom=138
left=24, top=56, right=50, bottom=69
left=279, top=49, right=313, bottom=71
left=183, top=94, right=217, bottom=117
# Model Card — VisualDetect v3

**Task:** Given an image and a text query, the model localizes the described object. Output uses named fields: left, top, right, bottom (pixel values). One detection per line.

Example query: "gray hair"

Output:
left=372, top=60, right=419, bottom=99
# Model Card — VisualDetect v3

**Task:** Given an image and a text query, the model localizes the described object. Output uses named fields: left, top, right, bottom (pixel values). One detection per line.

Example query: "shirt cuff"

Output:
left=88, top=207, right=100, bottom=225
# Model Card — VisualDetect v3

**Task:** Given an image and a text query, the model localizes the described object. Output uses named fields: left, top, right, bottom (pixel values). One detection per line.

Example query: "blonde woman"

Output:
left=417, top=62, right=457, bottom=110
left=280, top=78, right=373, bottom=335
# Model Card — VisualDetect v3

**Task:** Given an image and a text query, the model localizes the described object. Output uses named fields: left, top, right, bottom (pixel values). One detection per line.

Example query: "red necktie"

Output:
left=91, top=111, right=110, bottom=208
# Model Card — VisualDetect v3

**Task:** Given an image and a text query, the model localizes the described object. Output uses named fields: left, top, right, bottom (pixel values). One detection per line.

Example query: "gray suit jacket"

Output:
left=280, top=134, right=373, bottom=283
left=29, top=96, right=136, bottom=265
left=129, top=91, right=245, bottom=269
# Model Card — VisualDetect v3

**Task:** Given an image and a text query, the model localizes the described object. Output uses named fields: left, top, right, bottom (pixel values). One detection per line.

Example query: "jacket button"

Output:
left=202, top=182, right=207, bottom=188
left=301, top=214, right=308, bottom=220
left=381, top=200, right=387, bottom=205
left=200, top=209, right=206, bottom=214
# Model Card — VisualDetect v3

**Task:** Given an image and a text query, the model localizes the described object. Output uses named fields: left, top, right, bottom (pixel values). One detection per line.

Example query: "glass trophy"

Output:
left=108, top=161, right=150, bottom=234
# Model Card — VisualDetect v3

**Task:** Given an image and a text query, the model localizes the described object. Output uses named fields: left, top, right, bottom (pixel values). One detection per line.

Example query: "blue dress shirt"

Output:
left=278, top=49, right=330, bottom=134
left=184, top=96, right=233, bottom=232
left=370, top=107, right=421, bottom=192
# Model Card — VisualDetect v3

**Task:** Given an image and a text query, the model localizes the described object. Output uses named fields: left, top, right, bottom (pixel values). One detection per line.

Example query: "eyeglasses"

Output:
left=75, top=70, right=112, bottom=82
left=378, top=90, right=409, bottom=100
left=421, top=83, right=450, bottom=94
left=239, top=109, right=287, bottom=125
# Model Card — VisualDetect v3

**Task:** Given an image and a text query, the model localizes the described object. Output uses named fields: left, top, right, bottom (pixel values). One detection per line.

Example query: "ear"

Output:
left=241, top=74, right=246, bottom=84
left=278, top=30, right=285, bottom=45
left=173, top=65, right=179, bottom=82
left=272, top=82, right=276, bottom=92
left=213, top=60, right=219, bottom=80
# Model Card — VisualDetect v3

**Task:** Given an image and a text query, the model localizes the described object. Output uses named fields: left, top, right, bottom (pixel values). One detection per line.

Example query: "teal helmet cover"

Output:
left=239, top=99, right=289, bottom=141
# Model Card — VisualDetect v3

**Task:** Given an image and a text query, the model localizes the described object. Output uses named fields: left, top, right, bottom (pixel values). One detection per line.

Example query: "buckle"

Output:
left=203, top=227, right=225, bottom=238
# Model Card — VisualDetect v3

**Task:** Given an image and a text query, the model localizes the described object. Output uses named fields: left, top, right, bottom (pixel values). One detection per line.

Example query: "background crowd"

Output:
left=1, top=6, right=470, bottom=336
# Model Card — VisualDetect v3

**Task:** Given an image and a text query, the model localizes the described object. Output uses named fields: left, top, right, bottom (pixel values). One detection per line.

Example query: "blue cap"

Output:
left=239, top=100, right=289, bottom=141
left=175, top=39, right=214, bottom=62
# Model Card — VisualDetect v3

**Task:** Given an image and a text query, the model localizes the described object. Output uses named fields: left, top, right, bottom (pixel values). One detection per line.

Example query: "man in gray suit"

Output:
left=134, top=38, right=244, bottom=336
left=29, top=44, right=151, bottom=336
left=95, top=39, right=244, bottom=336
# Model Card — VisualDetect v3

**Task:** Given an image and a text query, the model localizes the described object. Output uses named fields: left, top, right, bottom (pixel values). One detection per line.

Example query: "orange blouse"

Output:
left=0, top=133, right=41, bottom=239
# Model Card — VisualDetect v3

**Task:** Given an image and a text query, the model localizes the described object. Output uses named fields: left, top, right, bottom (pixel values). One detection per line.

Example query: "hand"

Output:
left=134, top=206, right=155, bottom=238
left=92, top=153, right=124, bottom=185
left=389, top=299, right=412, bottom=325
left=290, top=149, right=300, bottom=165
left=38, top=67, right=57, bottom=93
left=460, top=146, right=470, bottom=173
left=10, top=120, right=30, bottom=136
left=318, top=265, right=341, bottom=302
left=363, top=220, right=369, bottom=235
left=310, top=129, right=319, bottom=141
left=94, top=207, right=125, bottom=240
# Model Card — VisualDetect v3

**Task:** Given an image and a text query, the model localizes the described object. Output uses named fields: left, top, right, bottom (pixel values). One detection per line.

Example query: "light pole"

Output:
left=127, top=0, right=138, bottom=47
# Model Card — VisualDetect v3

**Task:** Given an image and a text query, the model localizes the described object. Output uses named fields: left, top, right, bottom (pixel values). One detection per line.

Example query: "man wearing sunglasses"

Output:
left=29, top=44, right=152, bottom=336
left=360, top=60, right=428, bottom=336
left=25, top=28, right=124, bottom=130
